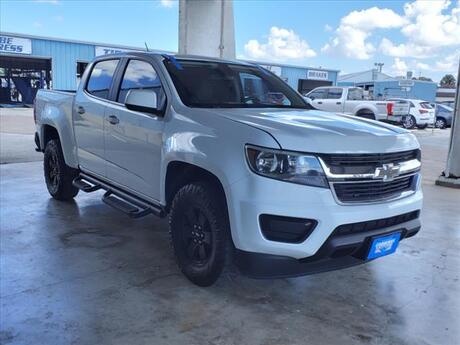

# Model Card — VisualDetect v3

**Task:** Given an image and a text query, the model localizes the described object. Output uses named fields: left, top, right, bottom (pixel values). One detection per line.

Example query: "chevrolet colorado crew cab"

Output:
left=34, top=53, right=423, bottom=286
left=304, top=86, right=409, bottom=122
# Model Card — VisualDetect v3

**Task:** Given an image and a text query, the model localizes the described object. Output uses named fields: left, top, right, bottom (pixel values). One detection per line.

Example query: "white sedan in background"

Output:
left=387, top=98, right=435, bottom=129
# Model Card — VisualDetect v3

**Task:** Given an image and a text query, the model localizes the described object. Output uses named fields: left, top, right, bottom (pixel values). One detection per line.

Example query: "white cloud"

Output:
left=33, top=21, right=43, bottom=28
left=379, top=38, right=433, bottom=58
left=391, top=57, right=409, bottom=76
left=160, top=0, right=176, bottom=8
left=322, top=7, right=406, bottom=60
left=401, top=0, right=460, bottom=48
left=324, top=24, right=333, bottom=32
left=53, top=15, right=64, bottom=22
left=244, top=26, right=316, bottom=61
left=433, top=50, right=460, bottom=71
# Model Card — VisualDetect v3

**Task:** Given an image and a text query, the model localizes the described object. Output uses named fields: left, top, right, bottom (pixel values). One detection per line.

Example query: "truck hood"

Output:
left=203, top=108, right=419, bottom=153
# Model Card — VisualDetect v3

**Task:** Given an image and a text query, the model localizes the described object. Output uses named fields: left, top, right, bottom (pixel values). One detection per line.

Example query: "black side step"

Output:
left=73, top=177, right=101, bottom=192
left=102, top=191, right=154, bottom=219
left=73, top=173, right=165, bottom=219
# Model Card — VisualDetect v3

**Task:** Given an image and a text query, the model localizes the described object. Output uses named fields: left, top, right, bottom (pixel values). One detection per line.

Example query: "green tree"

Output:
left=440, top=74, right=456, bottom=87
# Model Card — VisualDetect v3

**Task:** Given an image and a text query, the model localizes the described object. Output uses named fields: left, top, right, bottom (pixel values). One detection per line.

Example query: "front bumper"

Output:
left=226, top=171, right=423, bottom=260
left=235, top=214, right=420, bottom=278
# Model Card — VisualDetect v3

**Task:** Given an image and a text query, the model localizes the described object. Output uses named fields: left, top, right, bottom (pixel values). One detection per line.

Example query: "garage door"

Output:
left=0, top=55, right=51, bottom=105
left=298, top=79, right=333, bottom=95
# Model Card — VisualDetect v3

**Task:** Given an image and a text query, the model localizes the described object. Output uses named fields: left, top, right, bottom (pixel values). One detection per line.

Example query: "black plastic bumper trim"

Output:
left=235, top=216, right=421, bottom=279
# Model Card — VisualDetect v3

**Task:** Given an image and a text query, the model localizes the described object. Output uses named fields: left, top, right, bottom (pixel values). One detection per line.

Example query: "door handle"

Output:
left=317, top=101, right=323, bottom=104
left=107, top=115, right=119, bottom=125
left=77, top=106, right=85, bottom=114
left=336, top=102, right=342, bottom=105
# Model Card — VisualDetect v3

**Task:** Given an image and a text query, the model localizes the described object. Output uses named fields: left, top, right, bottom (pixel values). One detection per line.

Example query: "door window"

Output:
left=308, top=89, right=327, bottom=100
left=117, top=60, right=166, bottom=109
left=86, top=59, right=119, bottom=100
left=326, top=88, right=342, bottom=99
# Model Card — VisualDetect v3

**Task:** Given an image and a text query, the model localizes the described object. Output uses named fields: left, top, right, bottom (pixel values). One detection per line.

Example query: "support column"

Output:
left=179, top=0, right=235, bottom=59
left=436, top=58, right=460, bottom=188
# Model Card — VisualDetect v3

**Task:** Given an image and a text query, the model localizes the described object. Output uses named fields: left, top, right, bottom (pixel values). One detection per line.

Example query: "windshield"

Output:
left=163, top=58, right=310, bottom=109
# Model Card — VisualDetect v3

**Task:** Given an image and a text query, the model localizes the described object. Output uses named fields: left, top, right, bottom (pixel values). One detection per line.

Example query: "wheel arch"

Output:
left=164, top=161, right=228, bottom=214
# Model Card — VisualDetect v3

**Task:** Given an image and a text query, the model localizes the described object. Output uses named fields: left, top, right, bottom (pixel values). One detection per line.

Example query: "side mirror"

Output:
left=125, top=89, right=159, bottom=115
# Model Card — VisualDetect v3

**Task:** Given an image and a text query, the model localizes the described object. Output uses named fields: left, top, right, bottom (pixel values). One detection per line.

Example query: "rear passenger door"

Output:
left=104, top=58, right=167, bottom=202
left=74, top=59, right=120, bottom=177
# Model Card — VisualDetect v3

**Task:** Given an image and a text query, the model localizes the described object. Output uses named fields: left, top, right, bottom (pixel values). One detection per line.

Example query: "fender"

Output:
left=37, top=90, right=79, bottom=168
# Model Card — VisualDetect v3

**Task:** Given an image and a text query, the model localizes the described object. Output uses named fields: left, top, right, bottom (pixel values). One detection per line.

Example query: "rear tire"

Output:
left=44, top=139, right=79, bottom=200
left=169, top=182, right=230, bottom=287
left=356, top=111, right=375, bottom=120
left=403, top=115, right=416, bottom=129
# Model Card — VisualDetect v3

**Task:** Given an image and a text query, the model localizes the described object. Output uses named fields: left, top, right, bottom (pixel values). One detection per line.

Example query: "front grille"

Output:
left=333, top=175, right=414, bottom=203
left=333, top=210, right=420, bottom=237
left=320, top=150, right=420, bottom=174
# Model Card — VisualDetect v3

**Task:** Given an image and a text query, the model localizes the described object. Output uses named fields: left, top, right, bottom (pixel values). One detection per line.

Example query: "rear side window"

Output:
left=86, top=59, right=119, bottom=99
left=347, top=88, right=363, bottom=100
left=117, top=60, right=165, bottom=108
left=326, top=88, right=342, bottom=99
left=420, top=102, right=433, bottom=109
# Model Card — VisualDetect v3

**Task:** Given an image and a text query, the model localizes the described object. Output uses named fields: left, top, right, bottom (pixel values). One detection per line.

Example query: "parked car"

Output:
left=34, top=53, right=423, bottom=286
left=387, top=98, right=435, bottom=129
left=434, top=103, right=453, bottom=129
left=439, top=101, right=455, bottom=108
left=304, top=86, right=409, bottom=121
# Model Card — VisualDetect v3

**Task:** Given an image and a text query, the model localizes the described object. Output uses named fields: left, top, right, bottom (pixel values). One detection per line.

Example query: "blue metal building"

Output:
left=0, top=31, right=339, bottom=104
left=337, top=69, right=437, bottom=102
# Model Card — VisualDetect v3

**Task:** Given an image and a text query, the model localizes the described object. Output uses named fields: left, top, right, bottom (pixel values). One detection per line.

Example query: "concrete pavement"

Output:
left=1, top=119, right=459, bottom=345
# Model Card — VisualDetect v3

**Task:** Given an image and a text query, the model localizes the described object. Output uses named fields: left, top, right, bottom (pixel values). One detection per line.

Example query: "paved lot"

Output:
left=0, top=108, right=41, bottom=164
left=1, top=109, right=459, bottom=345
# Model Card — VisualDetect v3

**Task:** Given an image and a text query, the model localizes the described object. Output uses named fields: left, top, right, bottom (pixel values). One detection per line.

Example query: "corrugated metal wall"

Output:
left=31, top=39, right=94, bottom=90
left=373, top=80, right=437, bottom=102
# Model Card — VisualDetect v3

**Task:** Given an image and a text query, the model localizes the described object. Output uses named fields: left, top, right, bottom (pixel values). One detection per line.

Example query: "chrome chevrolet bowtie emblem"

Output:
left=374, top=163, right=401, bottom=182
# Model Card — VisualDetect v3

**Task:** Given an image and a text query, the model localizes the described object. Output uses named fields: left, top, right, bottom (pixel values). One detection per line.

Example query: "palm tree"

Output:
left=440, top=74, right=456, bottom=87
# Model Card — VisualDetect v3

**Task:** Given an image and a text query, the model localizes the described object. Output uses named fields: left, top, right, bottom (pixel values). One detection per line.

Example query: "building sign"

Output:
left=398, top=80, right=415, bottom=87
left=0, top=35, right=32, bottom=55
left=95, top=46, right=140, bottom=56
left=307, top=70, right=328, bottom=80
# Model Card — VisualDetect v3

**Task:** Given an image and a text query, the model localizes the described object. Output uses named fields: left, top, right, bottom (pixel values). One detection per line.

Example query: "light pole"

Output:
left=436, top=58, right=460, bottom=188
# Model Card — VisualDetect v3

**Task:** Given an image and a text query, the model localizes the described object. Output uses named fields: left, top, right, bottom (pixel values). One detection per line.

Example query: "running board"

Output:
left=72, top=174, right=165, bottom=218
left=73, top=177, right=101, bottom=192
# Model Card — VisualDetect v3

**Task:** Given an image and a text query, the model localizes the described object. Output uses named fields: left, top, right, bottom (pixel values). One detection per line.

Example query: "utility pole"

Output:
left=178, top=0, right=235, bottom=59
left=374, top=62, right=384, bottom=73
left=436, top=58, right=460, bottom=188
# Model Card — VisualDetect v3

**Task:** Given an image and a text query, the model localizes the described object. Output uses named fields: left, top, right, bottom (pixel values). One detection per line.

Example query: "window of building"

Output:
left=86, top=59, right=119, bottom=99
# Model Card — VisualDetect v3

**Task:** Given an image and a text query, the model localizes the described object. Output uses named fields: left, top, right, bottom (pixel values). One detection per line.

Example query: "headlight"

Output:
left=245, top=145, right=329, bottom=188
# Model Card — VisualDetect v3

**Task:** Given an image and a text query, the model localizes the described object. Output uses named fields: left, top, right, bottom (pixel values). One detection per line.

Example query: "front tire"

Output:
left=169, top=182, right=230, bottom=287
left=44, top=139, right=79, bottom=200
left=435, top=117, right=447, bottom=129
left=403, top=115, right=416, bottom=129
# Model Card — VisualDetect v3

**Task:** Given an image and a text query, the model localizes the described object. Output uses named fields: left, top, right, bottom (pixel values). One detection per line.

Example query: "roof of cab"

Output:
left=93, top=51, right=255, bottom=66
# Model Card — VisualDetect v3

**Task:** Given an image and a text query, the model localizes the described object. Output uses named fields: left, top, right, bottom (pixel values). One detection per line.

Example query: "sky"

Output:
left=0, top=0, right=459, bottom=83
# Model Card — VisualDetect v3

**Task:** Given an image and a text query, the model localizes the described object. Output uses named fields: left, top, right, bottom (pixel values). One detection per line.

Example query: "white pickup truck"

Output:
left=34, top=53, right=423, bottom=286
left=305, top=86, right=409, bottom=122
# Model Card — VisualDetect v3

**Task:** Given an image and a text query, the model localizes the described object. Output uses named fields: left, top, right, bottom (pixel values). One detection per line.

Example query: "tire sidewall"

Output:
left=169, top=183, right=229, bottom=286
left=44, top=139, right=79, bottom=200
left=403, top=115, right=416, bottom=129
